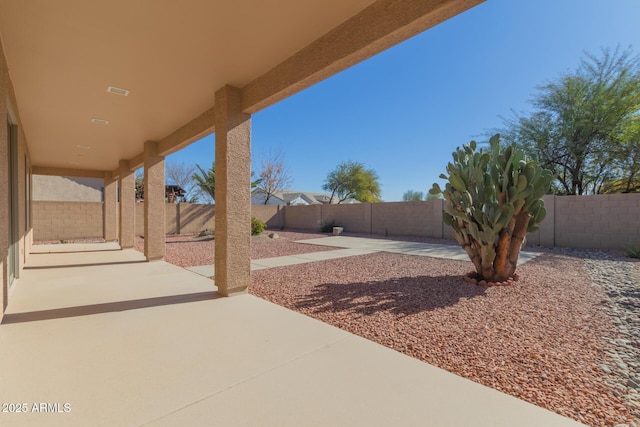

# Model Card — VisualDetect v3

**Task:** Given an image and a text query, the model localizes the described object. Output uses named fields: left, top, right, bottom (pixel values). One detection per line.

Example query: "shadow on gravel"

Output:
left=294, top=275, right=487, bottom=316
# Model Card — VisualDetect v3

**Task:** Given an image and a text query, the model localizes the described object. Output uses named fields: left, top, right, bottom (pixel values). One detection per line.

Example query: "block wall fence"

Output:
left=32, top=193, right=640, bottom=249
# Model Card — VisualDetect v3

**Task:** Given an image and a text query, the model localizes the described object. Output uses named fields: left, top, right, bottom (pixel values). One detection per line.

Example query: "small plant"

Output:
left=320, top=220, right=338, bottom=233
left=251, top=217, right=267, bottom=236
left=625, top=244, right=640, bottom=259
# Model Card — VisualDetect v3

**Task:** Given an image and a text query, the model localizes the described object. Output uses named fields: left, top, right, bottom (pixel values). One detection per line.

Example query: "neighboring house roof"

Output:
left=251, top=189, right=360, bottom=205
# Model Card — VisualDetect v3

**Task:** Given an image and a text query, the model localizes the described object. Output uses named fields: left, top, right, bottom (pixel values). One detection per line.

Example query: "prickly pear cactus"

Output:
left=430, top=134, right=553, bottom=283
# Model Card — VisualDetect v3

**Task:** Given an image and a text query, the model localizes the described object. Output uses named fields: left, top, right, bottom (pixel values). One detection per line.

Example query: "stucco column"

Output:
left=143, top=141, right=165, bottom=261
left=215, top=85, right=251, bottom=296
left=119, top=160, right=135, bottom=249
left=103, top=172, right=118, bottom=241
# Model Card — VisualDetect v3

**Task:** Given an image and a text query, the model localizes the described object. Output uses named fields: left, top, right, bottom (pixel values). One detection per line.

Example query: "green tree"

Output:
left=402, top=190, right=425, bottom=201
left=501, top=47, right=640, bottom=195
left=192, top=164, right=215, bottom=203
left=322, top=161, right=381, bottom=203
left=192, top=163, right=263, bottom=204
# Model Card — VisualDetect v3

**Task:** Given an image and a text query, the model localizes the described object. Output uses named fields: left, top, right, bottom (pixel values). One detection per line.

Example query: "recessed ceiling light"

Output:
left=91, top=118, right=109, bottom=125
left=76, top=144, right=91, bottom=149
left=107, top=86, right=130, bottom=96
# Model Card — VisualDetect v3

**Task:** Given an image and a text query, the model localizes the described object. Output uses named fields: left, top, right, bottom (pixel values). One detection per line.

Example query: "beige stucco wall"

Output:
left=1, top=37, right=33, bottom=317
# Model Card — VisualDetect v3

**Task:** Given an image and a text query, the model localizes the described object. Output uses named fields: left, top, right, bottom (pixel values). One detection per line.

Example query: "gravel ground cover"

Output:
left=133, top=230, right=337, bottom=268
left=250, top=243, right=640, bottom=427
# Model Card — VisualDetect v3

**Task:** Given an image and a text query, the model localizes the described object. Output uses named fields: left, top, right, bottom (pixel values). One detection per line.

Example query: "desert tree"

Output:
left=323, top=161, right=381, bottom=203
left=501, top=46, right=640, bottom=194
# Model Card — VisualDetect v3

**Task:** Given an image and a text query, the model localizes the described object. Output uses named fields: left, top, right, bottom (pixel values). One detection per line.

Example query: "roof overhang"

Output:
left=0, top=0, right=484, bottom=177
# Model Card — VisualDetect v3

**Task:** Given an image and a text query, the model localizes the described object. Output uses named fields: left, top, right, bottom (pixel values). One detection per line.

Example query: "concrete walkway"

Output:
left=186, top=236, right=541, bottom=278
left=0, top=243, right=580, bottom=426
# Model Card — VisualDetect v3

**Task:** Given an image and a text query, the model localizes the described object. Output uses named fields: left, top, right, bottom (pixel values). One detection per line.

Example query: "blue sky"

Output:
left=170, top=0, right=640, bottom=202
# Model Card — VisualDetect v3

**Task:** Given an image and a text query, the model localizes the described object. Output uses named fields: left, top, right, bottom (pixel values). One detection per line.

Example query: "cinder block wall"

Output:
left=33, top=201, right=103, bottom=240
left=283, top=205, right=322, bottom=230
left=282, top=193, right=640, bottom=249
left=33, top=195, right=640, bottom=249
left=371, top=201, right=433, bottom=237
left=252, top=205, right=284, bottom=230
left=322, top=203, right=372, bottom=233
left=553, top=194, right=640, bottom=249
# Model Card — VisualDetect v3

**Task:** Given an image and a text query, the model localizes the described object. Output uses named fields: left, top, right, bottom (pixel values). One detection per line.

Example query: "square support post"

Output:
left=143, top=141, right=165, bottom=261
left=119, top=160, right=135, bottom=249
left=215, top=85, right=251, bottom=296
left=103, top=172, right=118, bottom=241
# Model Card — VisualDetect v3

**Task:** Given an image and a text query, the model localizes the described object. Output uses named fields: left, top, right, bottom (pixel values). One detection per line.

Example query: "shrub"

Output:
left=625, top=244, right=640, bottom=259
left=320, top=220, right=338, bottom=233
left=251, top=217, right=267, bottom=236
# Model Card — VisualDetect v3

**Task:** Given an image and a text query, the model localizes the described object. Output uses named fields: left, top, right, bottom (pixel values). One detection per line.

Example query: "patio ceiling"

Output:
left=0, top=0, right=483, bottom=175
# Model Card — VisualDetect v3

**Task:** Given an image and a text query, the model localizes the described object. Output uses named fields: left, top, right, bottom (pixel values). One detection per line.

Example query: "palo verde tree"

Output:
left=501, top=47, right=640, bottom=195
left=323, top=161, right=381, bottom=203
left=430, top=135, right=553, bottom=284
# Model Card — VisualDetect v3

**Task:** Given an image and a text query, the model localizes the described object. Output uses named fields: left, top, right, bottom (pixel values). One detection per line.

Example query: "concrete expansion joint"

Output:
left=143, top=333, right=350, bottom=425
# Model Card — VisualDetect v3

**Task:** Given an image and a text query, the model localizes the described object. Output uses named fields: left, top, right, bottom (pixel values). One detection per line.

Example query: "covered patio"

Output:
left=0, top=243, right=581, bottom=426
left=0, top=1, right=586, bottom=425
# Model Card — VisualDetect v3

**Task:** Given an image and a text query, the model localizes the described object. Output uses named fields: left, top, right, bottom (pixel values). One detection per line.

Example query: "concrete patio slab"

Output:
left=292, top=248, right=378, bottom=261
left=7, top=247, right=217, bottom=315
left=297, top=236, right=541, bottom=266
left=30, top=241, right=121, bottom=254
left=186, top=249, right=377, bottom=278
left=250, top=255, right=315, bottom=269
left=0, top=244, right=582, bottom=426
